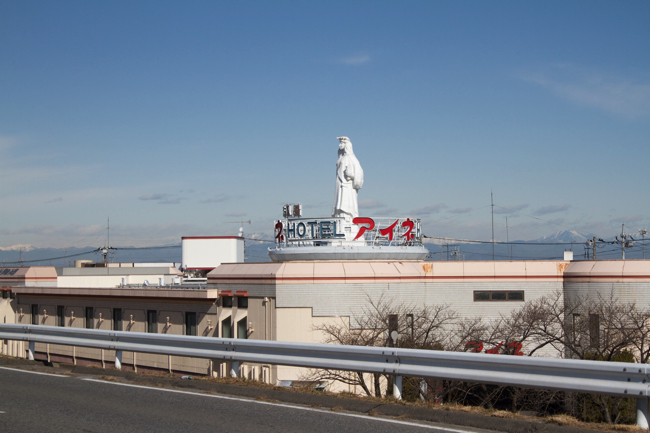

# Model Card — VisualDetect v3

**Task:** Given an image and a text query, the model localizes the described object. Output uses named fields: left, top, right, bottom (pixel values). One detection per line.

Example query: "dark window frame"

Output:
left=147, top=310, right=158, bottom=333
left=222, top=296, right=233, bottom=308
left=57, top=306, right=65, bottom=327
left=85, top=307, right=94, bottom=329
left=473, top=291, right=525, bottom=302
left=237, top=317, right=248, bottom=339
left=589, top=313, right=600, bottom=348
left=31, top=304, right=38, bottom=325
left=185, top=312, right=197, bottom=336
left=237, top=296, right=248, bottom=309
left=222, top=317, right=232, bottom=338
left=113, top=308, right=122, bottom=331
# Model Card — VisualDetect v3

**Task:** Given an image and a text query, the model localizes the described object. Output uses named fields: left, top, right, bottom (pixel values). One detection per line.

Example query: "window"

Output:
left=2, top=289, right=7, bottom=299
left=474, top=292, right=490, bottom=301
left=572, top=313, right=581, bottom=344
left=222, top=296, right=233, bottom=308
left=31, top=304, right=38, bottom=325
left=388, top=314, right=398, bottom=345
left=57, top=306, right=65, bottom=327
left=147, top=310, right=158, bottom=333
left=589, top=313, right=600, bottom=348
left=473, top=291, right=524, bottom=302
left=113, top=308, right=122, bottom=331
left=222, top=317, right=232, bottom=338
left=406, top=314, right=414, bottom=340
left=85, top=307, right=94, bottom=329
left=237, top=297, right=248, bottom=309
left=185, top=312, right=197, bottom=336
left=237, top=318, right=248, bottom=339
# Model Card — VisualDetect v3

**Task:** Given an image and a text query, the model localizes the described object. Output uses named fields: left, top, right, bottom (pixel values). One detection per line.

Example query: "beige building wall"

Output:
left=12, top=289, right=272, bottom=376
left=1, top=292, right=24, bottom=358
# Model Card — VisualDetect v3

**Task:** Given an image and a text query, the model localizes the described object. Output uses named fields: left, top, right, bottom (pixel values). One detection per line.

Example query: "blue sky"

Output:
left=1, top=1, right=649, bottom=249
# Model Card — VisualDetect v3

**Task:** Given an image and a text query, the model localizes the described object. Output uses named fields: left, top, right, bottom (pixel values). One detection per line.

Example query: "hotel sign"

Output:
left=274, top=217, right=422, bottom=243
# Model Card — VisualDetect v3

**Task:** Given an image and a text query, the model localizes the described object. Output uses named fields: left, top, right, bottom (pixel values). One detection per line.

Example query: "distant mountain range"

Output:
left=531, top=230, right=594, bottom=243
left=0, top=229, right=645, bottom=266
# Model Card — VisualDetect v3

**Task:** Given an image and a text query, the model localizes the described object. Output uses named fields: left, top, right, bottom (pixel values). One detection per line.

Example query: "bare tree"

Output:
left=308, top=293, right=456, bottom=397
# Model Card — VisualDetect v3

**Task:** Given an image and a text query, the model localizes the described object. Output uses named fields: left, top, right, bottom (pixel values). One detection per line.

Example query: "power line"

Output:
left=1, top=249, right=101, bottom=265
left=423, top=236, right=589, bottom=246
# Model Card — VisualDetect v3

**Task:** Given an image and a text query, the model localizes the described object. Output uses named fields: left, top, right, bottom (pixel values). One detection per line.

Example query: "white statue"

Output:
left=332, top=136, right=364, bottom=219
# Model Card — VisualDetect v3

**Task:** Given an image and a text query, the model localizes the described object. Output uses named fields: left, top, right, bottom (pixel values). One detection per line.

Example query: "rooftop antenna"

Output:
left=101, top=217, right=116, bottom=266
left=491, top=191, right=495, bottom=261
left=224, top=219, right=251, bottom=237
left=224, top=219, right=251, bottom=263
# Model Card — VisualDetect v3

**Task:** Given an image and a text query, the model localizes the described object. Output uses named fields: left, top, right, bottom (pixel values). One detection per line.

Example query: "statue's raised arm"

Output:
left=332, top=136, right=364, bottom=219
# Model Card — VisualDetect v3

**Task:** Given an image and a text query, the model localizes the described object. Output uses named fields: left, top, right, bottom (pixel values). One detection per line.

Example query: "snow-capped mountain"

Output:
left=533, top=230, right=592, bottom=243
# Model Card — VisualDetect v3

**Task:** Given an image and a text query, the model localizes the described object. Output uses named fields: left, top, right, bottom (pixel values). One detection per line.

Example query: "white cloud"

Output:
left=411, top=203, right=447, bottom=215
left=0, top=222, right=197, bottom=248
left=0, top=244, right=34, bottom=252
left=359, top=199, right=385, bottom=209
left=339, top=54, right=370, bottom=65
left=535, top=204, right=570, bottom=216
left=373, top=207, right=398, bottom=216
left=0, top=136, right=19, bottom=153
left=518, top=64, right=650, bottom=117
left=493, top=204, right=529, bottom=214
left=139, top=193, right=185, bottom=205
left=200, top=194, right=232, bottom=204
left=139, top=193, right=169, bottom=201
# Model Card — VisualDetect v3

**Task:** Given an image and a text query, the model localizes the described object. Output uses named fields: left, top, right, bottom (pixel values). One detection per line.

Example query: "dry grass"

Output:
left=255, top=395, right=279, bottom=403
left=98, top=375, right=116, bottom=382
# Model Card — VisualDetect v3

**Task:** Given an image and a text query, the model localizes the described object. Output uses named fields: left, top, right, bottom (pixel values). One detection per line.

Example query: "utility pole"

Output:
left=103, top=218, right=110, bottom=265
left=640, top=229, right=647, bottom=260
left=442, top=244, right=459, bottom=261
left=506, top=216, right=510, bottom=260
left=616, top=224, right=634, bottom=260
left=491, top=191, right=495, bottom=261
left=593, top=236, right=597, bottom=261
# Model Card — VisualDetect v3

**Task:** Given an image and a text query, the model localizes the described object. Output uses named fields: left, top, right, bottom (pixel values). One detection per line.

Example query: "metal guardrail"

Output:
left=1, top=323, right=650, bottom=427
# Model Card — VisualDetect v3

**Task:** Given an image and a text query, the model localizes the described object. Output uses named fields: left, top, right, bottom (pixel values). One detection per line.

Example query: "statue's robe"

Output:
left=333, top=151, right=363, bottom=219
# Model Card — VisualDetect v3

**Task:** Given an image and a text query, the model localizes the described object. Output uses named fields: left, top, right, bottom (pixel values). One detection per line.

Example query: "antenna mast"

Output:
left=491, top=191, right=495, bottom=261
left=506, top=216, right=510, bottom=260
left=224, top=219, right=251, bottom=262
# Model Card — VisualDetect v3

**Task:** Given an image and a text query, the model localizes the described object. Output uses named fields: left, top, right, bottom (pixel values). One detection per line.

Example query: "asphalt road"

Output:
left=0, top=367, right=489, bottom=433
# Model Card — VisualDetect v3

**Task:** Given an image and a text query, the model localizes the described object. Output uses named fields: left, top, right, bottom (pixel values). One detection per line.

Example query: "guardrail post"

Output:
left=393, top=375, right=402, bottom=400
left=115, top=350, right=122, bottom=370
left=27, top=341, right=35, bottom=361
left=230, top=361, right=240, bottom=378
left=637, top=398, right=649, bottom=429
